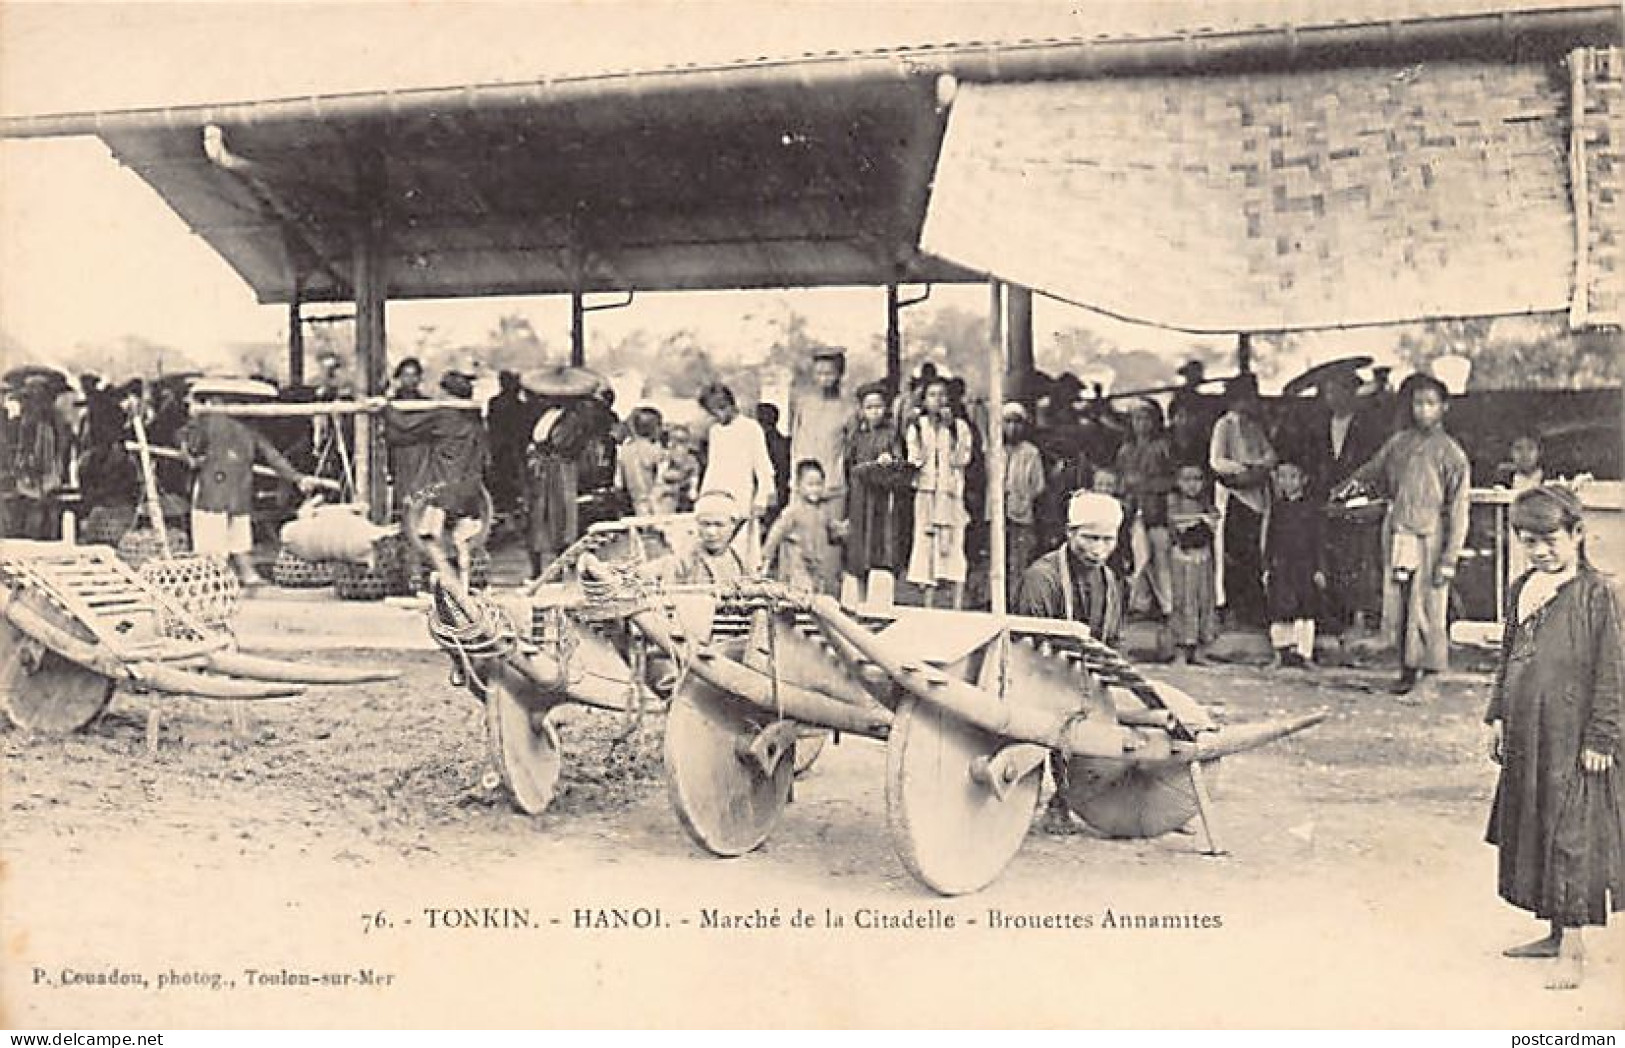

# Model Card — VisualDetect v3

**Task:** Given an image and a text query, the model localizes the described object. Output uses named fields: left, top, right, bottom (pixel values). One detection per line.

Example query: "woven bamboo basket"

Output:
left=271, top=548, right=335, bottom=589
left=332, top=559, right=393, bottom=601
left=140, top=554, right=242, bottom=635
left=78, top=504, right=138, bottom=548
left=116, top=526, right=192, bottom=569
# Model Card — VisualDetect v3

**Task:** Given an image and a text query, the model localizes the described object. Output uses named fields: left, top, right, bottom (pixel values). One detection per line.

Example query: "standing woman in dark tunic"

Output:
left=843, top=381, right=908, bottom=603
left=1486, top=484, right=1625, bottom=991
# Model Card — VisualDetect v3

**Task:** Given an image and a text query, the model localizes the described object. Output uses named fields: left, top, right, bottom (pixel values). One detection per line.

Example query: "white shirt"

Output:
left=701, top=415, right=777, bottom=514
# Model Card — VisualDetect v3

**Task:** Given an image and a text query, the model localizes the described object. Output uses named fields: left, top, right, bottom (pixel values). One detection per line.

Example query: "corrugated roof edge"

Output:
left=1, top=2, right=1619, bottom=138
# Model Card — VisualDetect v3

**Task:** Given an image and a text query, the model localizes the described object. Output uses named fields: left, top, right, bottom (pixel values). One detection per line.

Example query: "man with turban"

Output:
left=1017, top=490, right=1128, bottom=834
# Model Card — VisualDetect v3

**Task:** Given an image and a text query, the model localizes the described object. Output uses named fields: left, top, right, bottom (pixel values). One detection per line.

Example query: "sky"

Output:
left=0, top=1, right=1518, bottom=390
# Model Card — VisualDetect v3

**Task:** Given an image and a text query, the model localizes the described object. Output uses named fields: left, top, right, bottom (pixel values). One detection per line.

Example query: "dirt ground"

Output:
left=3, top=643, right=1621, bottom=1029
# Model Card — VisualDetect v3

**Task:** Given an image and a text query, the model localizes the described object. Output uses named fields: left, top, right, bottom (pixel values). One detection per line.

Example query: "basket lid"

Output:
left=520, top=365, right=606, bottom=398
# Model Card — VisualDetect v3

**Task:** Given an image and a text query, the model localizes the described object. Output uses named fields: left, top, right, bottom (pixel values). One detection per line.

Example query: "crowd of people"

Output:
left=2, top=347, right=1620, bottom=993
left=0, top=348, right=1566, bottom=683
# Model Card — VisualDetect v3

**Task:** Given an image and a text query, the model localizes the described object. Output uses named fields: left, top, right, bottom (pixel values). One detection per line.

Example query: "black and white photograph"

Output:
left=1, top=0, right=1622, bottom=1032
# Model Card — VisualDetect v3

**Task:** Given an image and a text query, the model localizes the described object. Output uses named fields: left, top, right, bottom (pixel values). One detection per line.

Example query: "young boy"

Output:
left=1167, top=463, right=1220, bottom=664
left=616, top=406, right=665, bottom=517
left=1338, top=374, right=1470, bottom=701
left=1003, top=403, right=1046, bottom=601
left=1263, top=460, right=1325, bottom=668
left=1087, top=465, right=1136, bottom=585
left=760, top=459, right=843, bottom=595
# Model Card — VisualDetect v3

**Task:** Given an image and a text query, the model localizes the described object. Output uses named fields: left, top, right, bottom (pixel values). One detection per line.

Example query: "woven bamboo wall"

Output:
left=1575, top=47, right=1622, bottom=326
left=921, top=58, right=1582, bottom=333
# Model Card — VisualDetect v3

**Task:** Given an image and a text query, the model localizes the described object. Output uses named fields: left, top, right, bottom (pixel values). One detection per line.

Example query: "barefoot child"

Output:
left=1336, top=373, right=1470, bottom=702
left=760, top=458, right=843, bottom=595
left=1486, top=484, right=1624, bottom=990
left=1263, top=460, right=1325, bottom=668
left=1166, top=463, right=1220, bottom=664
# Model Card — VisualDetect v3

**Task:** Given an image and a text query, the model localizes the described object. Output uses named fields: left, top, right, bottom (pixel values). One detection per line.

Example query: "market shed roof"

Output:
left=2, top=1, right=1617, bottom=305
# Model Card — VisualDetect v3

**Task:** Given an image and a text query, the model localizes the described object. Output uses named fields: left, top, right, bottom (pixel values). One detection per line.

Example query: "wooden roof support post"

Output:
left=287, top=279, right=305, bottom=388
left=886, top=283, right=903, bottom=393
left=987, top=280, right=1008, bottom=617
left=570, top=290, right=587, bottom=368
left=353, top=208, right=390, bottom=522
left=1006, top=284, right=1034, bottom=403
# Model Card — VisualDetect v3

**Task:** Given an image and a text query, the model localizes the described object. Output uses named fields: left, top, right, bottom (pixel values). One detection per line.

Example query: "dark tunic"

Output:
left=383, top=405, right=488, bottom=519
left=843, top=421, right=910, bottom=577
left=1015, top=545, right=1124, bottom=646
left=386, top=391, right=431, bottom=512
left=182, top=414, right=301, bottom=515
left=1264, top=497, right=1323, bottom=622
left=1485, top=567, right=1625, bottom=926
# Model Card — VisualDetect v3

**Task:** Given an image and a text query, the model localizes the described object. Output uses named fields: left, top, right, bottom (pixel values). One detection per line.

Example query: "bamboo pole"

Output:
left=987, top=281, right=1008, bottom=617
left=190, top=399, right=480, bottom=418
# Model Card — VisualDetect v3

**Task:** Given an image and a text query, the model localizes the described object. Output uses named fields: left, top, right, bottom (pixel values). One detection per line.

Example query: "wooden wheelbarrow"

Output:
left=427, top=548, right=1324, bottom=895
left=1, top=540, right=399, bottom=748
left=583, top=553, right=1326, bottom=896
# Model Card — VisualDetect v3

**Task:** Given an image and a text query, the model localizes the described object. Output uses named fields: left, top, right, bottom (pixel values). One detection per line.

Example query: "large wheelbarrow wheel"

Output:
left=0, top=596, right=116, bottom=734
left=485, top=671, right=563, bottom=815
left=886, top=696, right=1041, bottom=896
left=665, top=673, right=792, bottom=857
left=1064, top=757, right=1221, bottom=838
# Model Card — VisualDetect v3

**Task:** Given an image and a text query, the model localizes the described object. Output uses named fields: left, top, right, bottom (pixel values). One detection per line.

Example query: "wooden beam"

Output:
left=1007, top=284, right=1034, bottom=399
left=570, top=291, right=586, bottom=368
left=886, top=283, right=902, bottom=392
left=987, top=281, right=1008, bottom=617
left=353, top=149, right=390, bottom=522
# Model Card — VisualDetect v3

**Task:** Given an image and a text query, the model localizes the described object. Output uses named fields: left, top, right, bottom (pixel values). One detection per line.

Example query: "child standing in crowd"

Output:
left=1114, top=398, right=1174, bottom=622
left=844, top=381, right=909, bottom=604
left=1264, top=460, right=1325, bottom=668
left=1166, top=463, right=1220, bottom=665
left=698, top=382, right=778, bottom=559
left=1501, top=432, right=1547, bottom=581
left=655, top=423, right=701, bottom=514
left=906, top=377, right=972, bottom=610
left=1087, top=465, right=1136, bottom=587
left=1485, top=485, right=1624, bottom=991
left=760, top=459, right=843, bottom=595
left=1337, top=374, right=1470, bottom=702
left=1003, top=402, right=1046, bottom=602
left=615, top=406, right=665, bottom=517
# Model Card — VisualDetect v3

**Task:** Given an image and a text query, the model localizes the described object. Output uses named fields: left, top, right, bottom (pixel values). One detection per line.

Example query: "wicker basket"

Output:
left=331, top=560, right=393, bottom=601
left=116, top=527, right=192, bottom=569
left=78, top=505, right=138, bottom=548
left=271, top=548, right=335, bottom=589
left=374, top=534, right=418, bottom=597
left=140, top=554, right=241, bottom=635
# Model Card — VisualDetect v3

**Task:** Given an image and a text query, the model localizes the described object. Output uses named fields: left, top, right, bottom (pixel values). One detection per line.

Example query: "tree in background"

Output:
left=1395, top=315, right=1622, bottom=390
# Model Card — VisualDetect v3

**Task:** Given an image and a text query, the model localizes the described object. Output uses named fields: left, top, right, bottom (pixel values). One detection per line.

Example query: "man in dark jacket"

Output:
left=1016, top=490, right=1126, bottom=834
left=381, top=371, right=488, bottom=585
left=184, top=388, right=319, bottom=584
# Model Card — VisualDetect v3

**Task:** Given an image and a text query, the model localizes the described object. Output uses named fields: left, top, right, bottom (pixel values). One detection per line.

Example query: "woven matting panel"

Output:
left=1574, top=47, right=1622, bottom=327
left=922, top=60, right=1575, bottom=332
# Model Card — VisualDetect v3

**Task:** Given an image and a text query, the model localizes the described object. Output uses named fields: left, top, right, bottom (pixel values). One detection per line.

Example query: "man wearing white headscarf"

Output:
left=648, top=489, right=750, bottom=586
left=1016, top=490, right=1125, bottom=639
left=1017, top=490, right=1129, bottom=836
